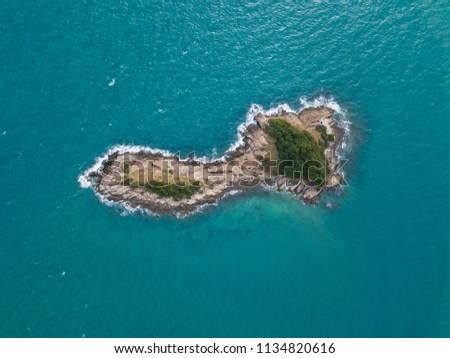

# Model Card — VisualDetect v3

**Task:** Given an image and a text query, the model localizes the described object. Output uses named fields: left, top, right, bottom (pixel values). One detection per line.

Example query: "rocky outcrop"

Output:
left=82, top=106, right=345, bottom=217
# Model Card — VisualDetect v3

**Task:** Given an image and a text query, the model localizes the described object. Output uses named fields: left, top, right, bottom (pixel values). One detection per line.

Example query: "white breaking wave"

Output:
left=299, top=95, right=352, bottom=156
left=87, top=182, right=243, bottom=219
left=300, top=95, right=342, bottom=112
left=224, top=102, right=296, bottom=157
left=300, top=95, right=352, bottom=135
left=89, top=186, right=159, bottom=217
left=175, top=189, right=243, bottom=219
left=78, top=144, right=174, bottom=189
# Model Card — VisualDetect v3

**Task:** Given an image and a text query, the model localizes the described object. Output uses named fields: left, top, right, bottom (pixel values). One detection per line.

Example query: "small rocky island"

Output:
left=80, top=105, right=345, bottom=217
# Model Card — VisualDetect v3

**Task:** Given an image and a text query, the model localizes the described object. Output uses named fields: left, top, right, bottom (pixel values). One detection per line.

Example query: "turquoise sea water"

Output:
left=1, top=1, right=450, bottom=337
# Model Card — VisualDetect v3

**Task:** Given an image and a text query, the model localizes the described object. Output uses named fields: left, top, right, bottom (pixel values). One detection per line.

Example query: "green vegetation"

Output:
left=122, top=163, right=131, bottom=185
left=261, top=136, right=279, bottom=176
left=122, top=163, right=201, bottom=201
left=145, top=180, right=201, bottom=201
left=315, top=124, right=335, bottom=148
left=262, top=154, right=279, bottom=176
left=267, top=119, right=328, bottom=186
left=123, top=163, right=130, bottom=175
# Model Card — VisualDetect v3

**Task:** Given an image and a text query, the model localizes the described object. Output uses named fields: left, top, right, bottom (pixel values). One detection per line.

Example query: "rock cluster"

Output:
left=84, top=106, right=344, bottom=216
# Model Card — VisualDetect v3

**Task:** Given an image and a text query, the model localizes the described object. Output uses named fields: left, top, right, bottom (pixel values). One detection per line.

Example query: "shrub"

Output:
left=123, top=163, right=130, bottom=175
left=267, top=119, right=328, bottom=186
left=315, top=124, right=335, bottom=147
left=145, top=180, right=201, bottom=201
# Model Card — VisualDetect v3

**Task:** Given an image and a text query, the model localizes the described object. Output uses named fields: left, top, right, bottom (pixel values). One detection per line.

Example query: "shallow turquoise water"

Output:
left=1, top=1, right=449, bottom=337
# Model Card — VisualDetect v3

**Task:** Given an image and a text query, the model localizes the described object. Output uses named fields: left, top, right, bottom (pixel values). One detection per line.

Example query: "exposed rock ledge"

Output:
left=82, top=106, right=345, bottom=217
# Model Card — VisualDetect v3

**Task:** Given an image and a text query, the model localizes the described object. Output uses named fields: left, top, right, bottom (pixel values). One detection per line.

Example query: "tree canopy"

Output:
left=267, top=119, right=328, bottom=186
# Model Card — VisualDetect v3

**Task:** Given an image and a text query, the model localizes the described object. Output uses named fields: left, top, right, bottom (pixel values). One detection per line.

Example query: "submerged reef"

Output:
left=80, top=103, right=346, bottom=217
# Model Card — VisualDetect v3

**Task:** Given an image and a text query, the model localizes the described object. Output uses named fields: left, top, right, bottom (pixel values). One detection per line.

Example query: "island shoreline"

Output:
left=79, top=98, right=349, bottom=218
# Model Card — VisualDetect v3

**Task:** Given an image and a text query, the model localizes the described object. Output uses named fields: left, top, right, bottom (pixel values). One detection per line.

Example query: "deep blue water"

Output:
left=1, top=1, right=449, bottom=337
